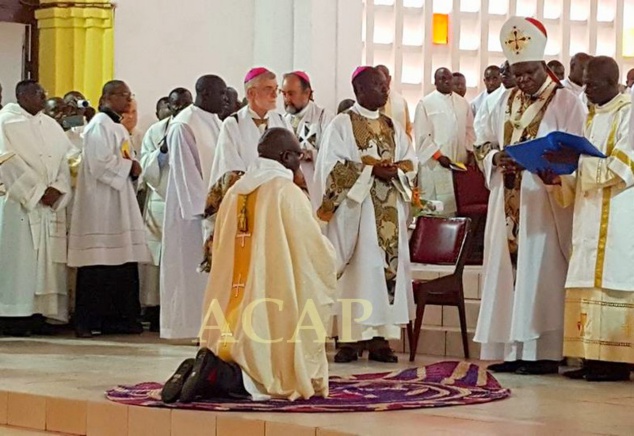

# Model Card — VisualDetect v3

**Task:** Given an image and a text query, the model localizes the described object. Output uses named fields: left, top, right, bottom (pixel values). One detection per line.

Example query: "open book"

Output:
left=505, top=131, right=606, bottom=175
left=0, top=151, right=16, bottom=166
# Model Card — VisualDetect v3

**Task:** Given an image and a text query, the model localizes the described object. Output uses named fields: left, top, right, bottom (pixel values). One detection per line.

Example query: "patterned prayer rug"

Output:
left=106, top=361, right=510, bottom=413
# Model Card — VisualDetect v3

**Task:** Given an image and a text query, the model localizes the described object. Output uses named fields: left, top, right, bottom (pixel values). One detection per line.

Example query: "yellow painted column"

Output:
left=35, top=0, right=114, bottom=105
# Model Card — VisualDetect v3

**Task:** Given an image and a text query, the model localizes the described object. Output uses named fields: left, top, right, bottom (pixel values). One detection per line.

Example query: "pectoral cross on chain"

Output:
left=232, top=274, right=246, bottom=298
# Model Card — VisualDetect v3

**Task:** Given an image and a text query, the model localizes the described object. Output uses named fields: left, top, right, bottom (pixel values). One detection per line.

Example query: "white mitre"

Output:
left=500, top=16, right=548, bottom=65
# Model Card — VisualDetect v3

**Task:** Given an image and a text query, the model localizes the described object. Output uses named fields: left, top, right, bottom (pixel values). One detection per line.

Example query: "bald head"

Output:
left=168, top=87, right=193, bottom=116
left=547, top=60, right=565, bottom=81
left=626, top=68, right=634, bottom=88
left=352, top=67, right=389, bottom=111
left=452, top=72, right=466, bottom=97
left=257, top=127, right=303, bottom=172
left=44, top=97, right=67, bottom=123
left=584, top=56, right=620, bottom=106
left=570, top=53, right=593, bottom=85
left=195, top=75, right=228, bottom=114
left=434, top=68, right=453, bottom=94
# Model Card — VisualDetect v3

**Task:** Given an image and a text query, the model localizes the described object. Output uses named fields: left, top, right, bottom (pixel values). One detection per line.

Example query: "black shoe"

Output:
left=487, top=360, right=524, bottom=373
left=161, top=358, right=195, bottom=403
left=334, top=346, right=358, bottom=363
left=75, top=327, right=93, bottom=338
left=368, top=347, right=398, bottom=363
left=585, top=362, right=631, bottom=382
left=180, top=349, right=221, bottom=403
left=515, top=360, right=559, bottom=375
left=563, top=368, right=587, bottom=379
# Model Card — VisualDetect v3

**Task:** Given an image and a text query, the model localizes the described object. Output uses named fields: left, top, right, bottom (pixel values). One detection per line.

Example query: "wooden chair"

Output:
left=406, top=216, right=473, bottom=362
left=452, top=166, right=489, bottom=265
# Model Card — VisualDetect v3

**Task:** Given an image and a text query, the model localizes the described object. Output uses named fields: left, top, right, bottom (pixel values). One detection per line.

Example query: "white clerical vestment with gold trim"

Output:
left=199, top=158, right=337, bottom=400
left=473, top=86, right=586, bottom=362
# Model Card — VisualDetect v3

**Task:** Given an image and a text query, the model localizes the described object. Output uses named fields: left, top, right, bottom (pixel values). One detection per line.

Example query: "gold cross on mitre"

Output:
left=504, top=26, right=532, bottom=55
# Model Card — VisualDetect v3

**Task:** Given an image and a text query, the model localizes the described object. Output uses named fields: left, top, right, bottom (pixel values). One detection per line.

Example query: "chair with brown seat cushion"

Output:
left=452, top=166, right=489, bottom=265
left=407, top=216, right=473, bottom=362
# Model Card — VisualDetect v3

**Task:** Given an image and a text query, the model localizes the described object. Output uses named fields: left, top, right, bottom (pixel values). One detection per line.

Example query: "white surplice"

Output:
left=474, top=86, right=508, bottom=145
left=161, top=105, right=222, bottom=339
left=414, top=90, right=475, bottom=214
left=0, top=103, right=72, bottom=321
left=209, top=106, right=293, bottom=188
left=473, top=86, right=586, bottom=362
left=470, top=89, right=495, bottom=115
left=138, top=116, right=171, bottom=307
left=68, top=112, right=150, bottom=267
left=382, top=90, right=413, bottom=138
left=284, top=101, right=334, bottom=210
left=315, top=103, right=417, bottom=341
left=562, top=78, right=589, bottom=108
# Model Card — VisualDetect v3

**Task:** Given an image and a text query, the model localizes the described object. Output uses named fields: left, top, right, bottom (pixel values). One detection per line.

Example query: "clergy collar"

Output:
left=248, top=106, right=269, bottom=120
left=594, top=92, right=629, bottom=114
left=436, top=90, right=453, bottom=99
left=101, top=107, right=122, bottom=124
left=292, top=101, right=313, bottom=119
left=354, top=102, right=380, bottom=120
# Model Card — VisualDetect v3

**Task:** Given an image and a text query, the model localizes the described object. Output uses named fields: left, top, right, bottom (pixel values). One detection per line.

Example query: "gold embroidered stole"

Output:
left=200, top=171, right=246, bottom=273
left=349, top=111, right=400, bottom=302
left=592, top=101, right=629, bottom=288
left=502, top=80, right=559, bottom=258
left=218, top=191, right=258, bottom=362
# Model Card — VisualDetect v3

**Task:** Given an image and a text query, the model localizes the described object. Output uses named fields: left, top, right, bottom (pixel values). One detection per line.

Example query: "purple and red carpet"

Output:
left=106, top=361, right=510, bottom=413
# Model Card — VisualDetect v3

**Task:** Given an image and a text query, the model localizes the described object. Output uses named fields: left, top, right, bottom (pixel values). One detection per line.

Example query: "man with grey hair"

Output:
left=203, top=68, right=292, bottom=271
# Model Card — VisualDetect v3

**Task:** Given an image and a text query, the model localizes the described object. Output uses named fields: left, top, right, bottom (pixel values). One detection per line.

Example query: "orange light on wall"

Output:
left=432, top=13, right=449, bottom=45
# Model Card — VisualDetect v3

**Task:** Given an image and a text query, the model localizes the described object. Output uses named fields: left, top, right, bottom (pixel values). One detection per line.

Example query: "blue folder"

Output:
left=505, top=131, right=607, bottom=175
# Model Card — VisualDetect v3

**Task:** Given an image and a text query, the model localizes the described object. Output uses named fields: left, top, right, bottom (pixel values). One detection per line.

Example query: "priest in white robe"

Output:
left=139, top=88, right=193, bottom=331
left=139, top=88, right=193, bottom=332
left=160, top=76, right=228, bottom=340
left=160, top=128, right=336, bottom=403
left=472, top=17, right=586, bottom=375
left=203, top=68, right=292, bottom=270
left=0, top=81, right=72, bottom=334
left=281, top=71, right=335, bottom=210
left=68, top=80, right=151, bottom=338
left=562, top=53, right=592, bottom=108
left=414, top=67, right=475, bottom=215
left=376, top=65, right=413, bottom=139
left=315, top=66, right=417, bottom=364
left=474, top=62, right=516, bottom=146
left=540, top=57, right=634, bottom=382
left=470, top=65, right=502, bottom=115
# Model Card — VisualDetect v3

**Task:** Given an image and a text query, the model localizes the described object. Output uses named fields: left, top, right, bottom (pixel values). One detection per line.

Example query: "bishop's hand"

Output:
left=537, top=169, right=562, bottom=186
left=372, top=163, right=398, bottom=181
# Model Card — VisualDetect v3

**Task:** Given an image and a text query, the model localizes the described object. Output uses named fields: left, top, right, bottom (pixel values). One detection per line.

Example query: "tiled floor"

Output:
left=0, top=334, right=632, bottom=435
